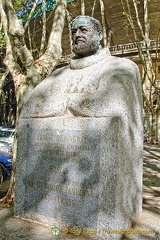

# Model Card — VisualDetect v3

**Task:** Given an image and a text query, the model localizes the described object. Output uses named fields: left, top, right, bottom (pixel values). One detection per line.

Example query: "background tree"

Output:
left=121, top=0, right=160, bottom=143
left=0, top=0, right=67, bottom=203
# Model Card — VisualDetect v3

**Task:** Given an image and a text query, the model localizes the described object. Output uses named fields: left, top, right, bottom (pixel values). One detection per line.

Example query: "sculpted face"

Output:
left=71, top=16, right=102, bottom=58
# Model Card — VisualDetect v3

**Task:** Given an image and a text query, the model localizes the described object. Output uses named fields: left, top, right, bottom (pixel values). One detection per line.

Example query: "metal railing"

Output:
left=109, top=40, right=160, bottom=55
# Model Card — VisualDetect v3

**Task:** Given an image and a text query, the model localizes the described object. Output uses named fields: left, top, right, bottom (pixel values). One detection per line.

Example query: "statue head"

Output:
left=71, top=15, right=102, bottom=58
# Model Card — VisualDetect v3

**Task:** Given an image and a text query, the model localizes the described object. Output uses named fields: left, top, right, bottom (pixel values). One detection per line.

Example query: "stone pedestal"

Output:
left=15, top=117, right=142, bottom=240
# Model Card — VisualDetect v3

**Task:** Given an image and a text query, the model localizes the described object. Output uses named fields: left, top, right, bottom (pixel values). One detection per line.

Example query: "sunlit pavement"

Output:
left=0, top=144, right=159, bottom=240
left=143, top=144, right=160, bottom=214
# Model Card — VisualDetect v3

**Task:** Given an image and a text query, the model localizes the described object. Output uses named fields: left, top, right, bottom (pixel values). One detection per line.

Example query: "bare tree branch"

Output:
left=2, top=0, right=35, bottom=71
left=144, top=0, right=150, bottom=42
left=66, top=9, right=72, bottom=53
left=24, top=0, right=39, bottom=32
left=99, top=0, right=107, bottom=47
left=0, top=0, right=21, bottom=77
left=27, top=26, right=32, bottom=51
left=37, top=0, right=67, bottom=77
left=107, top=29, right=112, bottom=47
left=132, top=0, right=157, bottom=85
left=142, top=90, right=154, bottom=114
left=40, top=0, right=47, bottom=55
left=132, top=0, right=145, bottom=39
left=0, top=69, right=9, bottom=88
left=92, top=0, right=97, bottom=17
left=81, top=0, right=85, bottom=15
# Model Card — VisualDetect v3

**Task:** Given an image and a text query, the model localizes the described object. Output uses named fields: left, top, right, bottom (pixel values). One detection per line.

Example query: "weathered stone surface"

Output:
left=14, top=48, right=143, bottom=240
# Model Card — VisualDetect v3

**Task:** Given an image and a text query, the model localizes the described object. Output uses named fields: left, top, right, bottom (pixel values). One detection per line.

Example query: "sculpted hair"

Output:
left=71, top=15, right=102, bottom=34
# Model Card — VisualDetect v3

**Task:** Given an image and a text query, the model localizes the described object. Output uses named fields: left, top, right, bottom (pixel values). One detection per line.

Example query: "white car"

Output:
left=0, top=128, right=15, bottom=152
left=0, top=141, right=12, bottom=153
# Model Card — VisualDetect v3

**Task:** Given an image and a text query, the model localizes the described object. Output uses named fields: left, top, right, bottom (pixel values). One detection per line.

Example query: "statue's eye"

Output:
left=71, top=30, right=76, bottom=35
left=81, top=28, right=88, bottom=32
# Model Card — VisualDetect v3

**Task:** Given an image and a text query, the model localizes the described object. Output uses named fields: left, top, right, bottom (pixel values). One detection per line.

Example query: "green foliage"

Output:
left=15, top=0, right=76, bottom=24
left=13, top=0, right=36, bottom=14
left=12, top=0, right=26, bottom=12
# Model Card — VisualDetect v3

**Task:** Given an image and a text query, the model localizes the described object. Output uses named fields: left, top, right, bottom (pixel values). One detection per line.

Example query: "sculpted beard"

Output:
left=72, top=39, right=100, bottom=55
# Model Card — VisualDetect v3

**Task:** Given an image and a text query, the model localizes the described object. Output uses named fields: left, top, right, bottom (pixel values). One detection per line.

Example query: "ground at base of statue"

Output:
left=0, top=144, right=159, bottom=240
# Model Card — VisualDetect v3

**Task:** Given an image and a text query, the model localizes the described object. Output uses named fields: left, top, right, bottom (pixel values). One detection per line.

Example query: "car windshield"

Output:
left=0, top=131, right=13, bottom=138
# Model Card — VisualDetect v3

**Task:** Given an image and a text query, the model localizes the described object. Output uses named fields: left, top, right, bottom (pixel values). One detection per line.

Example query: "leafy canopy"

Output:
left=13, top=0, right=41, bottom=15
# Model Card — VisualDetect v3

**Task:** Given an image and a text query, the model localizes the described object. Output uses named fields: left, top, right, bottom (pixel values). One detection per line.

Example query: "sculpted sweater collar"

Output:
left=70, top=48, right=111, bottom=69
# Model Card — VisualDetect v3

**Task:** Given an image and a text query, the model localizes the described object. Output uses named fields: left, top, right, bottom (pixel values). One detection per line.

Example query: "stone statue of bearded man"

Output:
left=17, top=16, right=143, bottom=240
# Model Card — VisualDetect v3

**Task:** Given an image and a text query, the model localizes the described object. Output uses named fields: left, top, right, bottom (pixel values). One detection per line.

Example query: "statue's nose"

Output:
left=75, top=29, right=81, bottom=37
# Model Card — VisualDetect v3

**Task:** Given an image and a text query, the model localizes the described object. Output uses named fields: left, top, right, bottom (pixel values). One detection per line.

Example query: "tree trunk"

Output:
left=0, top=0, right=67, bottom=204
left=151, top=112, right=157, bottom=143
